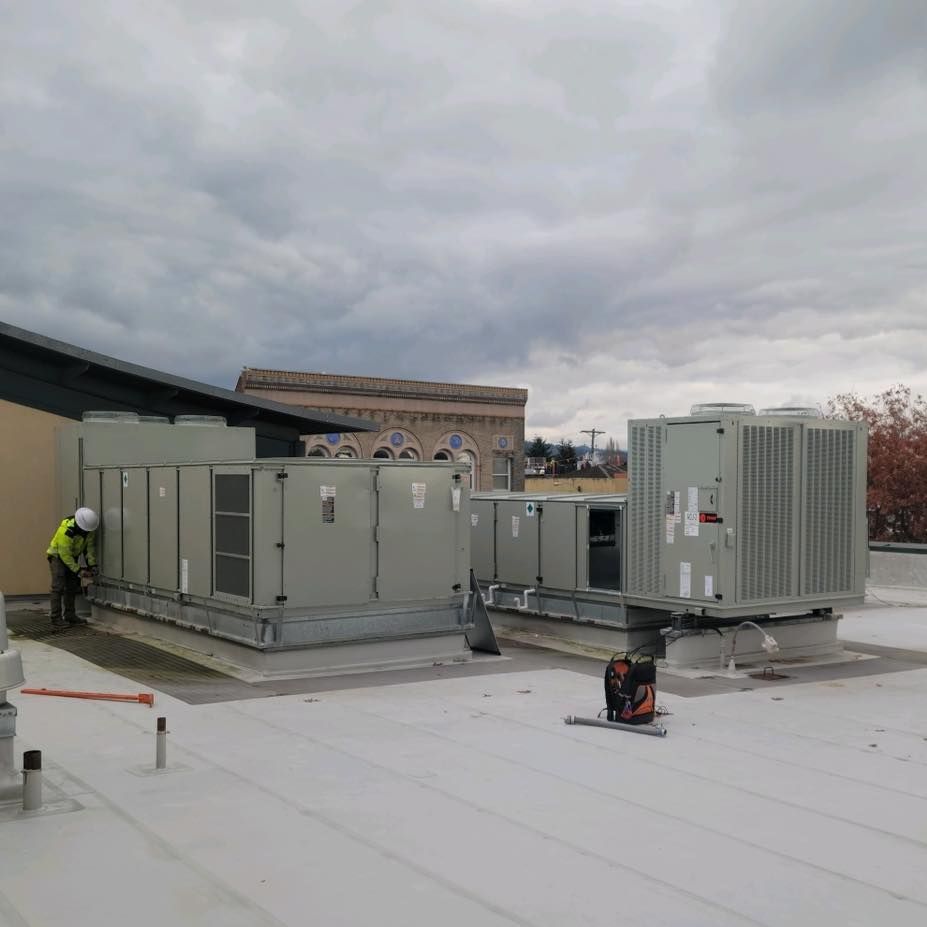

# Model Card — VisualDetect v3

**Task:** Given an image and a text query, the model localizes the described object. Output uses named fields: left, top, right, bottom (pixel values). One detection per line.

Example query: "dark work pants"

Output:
left=48, top=556, right=81, bottom=623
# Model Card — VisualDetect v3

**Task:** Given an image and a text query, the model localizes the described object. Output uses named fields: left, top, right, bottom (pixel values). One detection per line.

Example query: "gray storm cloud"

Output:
left=1, top=0, right=925, bottom=445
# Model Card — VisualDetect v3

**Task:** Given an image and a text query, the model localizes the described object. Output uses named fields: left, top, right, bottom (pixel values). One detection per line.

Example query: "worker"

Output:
left=46, top=507, right=99, bottom=630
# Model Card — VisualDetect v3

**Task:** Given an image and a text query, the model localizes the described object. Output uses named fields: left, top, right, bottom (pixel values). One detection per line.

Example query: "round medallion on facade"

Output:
left=325, top=433, right=341, bottom=445
left=449, top=434, right=463, bottom=450
left=498, top=437, right=508, bottom=449
left=390, top=431, right=405, bottom=447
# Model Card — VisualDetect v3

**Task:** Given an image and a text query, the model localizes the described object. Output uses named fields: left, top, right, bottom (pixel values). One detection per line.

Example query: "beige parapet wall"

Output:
left=869, top=550, right=927, bottom=589
left=524, top=475, right=628, bottom=494
left=0, top=398, right=69, bottom=596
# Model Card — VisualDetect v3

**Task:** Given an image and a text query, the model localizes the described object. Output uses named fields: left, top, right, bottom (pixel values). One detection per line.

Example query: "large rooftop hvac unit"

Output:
left=625, top=408, right=868, bottom=617
left=56, top=418, right=473, bottom=677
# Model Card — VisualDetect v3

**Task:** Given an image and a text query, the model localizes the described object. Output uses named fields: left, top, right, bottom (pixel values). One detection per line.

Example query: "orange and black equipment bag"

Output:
left=604, top=652, right=656, bottom=725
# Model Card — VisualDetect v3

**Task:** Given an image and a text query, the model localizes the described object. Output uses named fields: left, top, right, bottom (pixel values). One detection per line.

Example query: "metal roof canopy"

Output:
left=0, top=322, right=377, bottom=457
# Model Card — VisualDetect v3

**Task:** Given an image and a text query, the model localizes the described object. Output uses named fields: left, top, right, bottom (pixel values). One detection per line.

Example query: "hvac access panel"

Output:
left=660, top=422, right=725, bottom=604
left=538, top=500, right=579, bottom=591
left=376, top=465, right=466, bottom=601
left=494, top=498, right=540, bottom=587
left=282, top=465, right=375, bottom=609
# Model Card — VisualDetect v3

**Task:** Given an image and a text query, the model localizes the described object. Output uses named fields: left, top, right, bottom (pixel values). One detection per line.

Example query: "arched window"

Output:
left=307, top=445, right=331, bottom=458
left=433, top=431, right=480, bottom=488
left=370, top=427, right=422, bottom=461
left=457, top=451, right=477, bottom=489
left=334, top=448, right=357, bottom=459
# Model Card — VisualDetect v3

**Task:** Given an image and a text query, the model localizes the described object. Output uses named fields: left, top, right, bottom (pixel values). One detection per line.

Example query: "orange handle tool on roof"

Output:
left=21, top=688, right=154, bottom=707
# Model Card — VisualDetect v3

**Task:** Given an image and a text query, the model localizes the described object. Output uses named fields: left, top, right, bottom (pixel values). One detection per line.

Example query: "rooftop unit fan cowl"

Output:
left=758, top=406, right=821, bottom=418
left=689, top=402, right=755, bottom=417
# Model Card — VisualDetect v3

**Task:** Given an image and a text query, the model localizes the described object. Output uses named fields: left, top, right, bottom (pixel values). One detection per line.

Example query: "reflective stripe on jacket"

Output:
left=46, top=517, right=98, bottom=574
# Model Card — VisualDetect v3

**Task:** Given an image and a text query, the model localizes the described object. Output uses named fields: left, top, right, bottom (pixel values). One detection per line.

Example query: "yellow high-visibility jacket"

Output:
left=46, top=517, right=98, bottom=574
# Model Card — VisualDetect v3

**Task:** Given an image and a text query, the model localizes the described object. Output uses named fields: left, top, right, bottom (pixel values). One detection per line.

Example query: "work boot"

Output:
left=50, top=617, right=67, bottom=632
left=65, top=616, right=88, bottom=626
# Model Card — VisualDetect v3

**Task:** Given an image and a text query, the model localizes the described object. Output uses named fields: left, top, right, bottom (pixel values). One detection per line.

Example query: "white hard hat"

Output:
left=75, top=507, right=99, bottom=532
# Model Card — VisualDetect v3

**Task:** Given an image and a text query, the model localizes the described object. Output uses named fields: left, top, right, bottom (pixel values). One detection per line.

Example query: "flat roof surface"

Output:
left=3, top=598, right=927, bottom=926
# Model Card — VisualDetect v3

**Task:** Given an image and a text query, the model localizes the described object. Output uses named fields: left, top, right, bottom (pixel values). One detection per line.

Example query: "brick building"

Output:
left=236, top=369, right=528, bottom=491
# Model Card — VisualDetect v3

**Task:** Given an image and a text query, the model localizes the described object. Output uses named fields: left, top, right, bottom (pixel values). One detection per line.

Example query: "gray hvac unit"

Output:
left=625, top=411, right=868, bottom=617
left=58, top=421, right=472, bottom=671
left=470, top=492, right=627, bottom=620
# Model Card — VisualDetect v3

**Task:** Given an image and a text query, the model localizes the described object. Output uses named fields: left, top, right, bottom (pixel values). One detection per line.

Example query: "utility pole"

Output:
left=580, top=428, right=605, bottom=463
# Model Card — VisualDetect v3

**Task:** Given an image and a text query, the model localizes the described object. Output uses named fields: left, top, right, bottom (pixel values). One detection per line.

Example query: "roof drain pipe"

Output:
left=516, top=588, right=537, bottom=612
left=1, top=591, right=27, bottom=802
left=484, top=585, right=500, bottom=606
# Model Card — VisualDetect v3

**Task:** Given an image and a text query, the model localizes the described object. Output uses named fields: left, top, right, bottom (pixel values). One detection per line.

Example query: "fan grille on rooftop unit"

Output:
left=689, top=402, right=755, bottom=416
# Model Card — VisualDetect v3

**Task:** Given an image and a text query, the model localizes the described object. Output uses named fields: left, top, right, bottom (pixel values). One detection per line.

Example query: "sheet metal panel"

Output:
left=661, top=422, right=722, bottom=603
left=454, top=483, right=471, bottom=592
left=282, top=465, right=374, bottom=608
left=376, top=465, right=459, bottom=601
left=149, top=467, right=178, bottom=592
left=252, top=468, right=283, bottom=607
left=178, top=467, right=212, bottom=598
left=121, top=467, right=149, bottom=585
left=100, top=468, right=123, bottom=579
left=539, top=500, right=578, bottom=591
left=470, top=498, right=497, bottom=581
left=79, top=422, right=254, bottom=466
left=494, top=499, right=540, bottom=587
left=82, top=468, right=103, bottom=570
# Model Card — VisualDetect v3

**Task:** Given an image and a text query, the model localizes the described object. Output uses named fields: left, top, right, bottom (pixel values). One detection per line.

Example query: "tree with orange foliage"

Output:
left=827, top=386, right=927, bottom=542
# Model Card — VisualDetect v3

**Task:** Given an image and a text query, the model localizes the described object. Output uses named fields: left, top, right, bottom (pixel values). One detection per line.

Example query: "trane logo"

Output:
left=699, top=512, right=721, bottom=523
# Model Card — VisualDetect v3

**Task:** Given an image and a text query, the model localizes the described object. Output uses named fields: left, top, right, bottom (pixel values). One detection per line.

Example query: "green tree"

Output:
left=525, top=435, right=552, bottom=459
left=827, top=385, right=927, bottom=542
left=556, top=438, right=578, bottom=472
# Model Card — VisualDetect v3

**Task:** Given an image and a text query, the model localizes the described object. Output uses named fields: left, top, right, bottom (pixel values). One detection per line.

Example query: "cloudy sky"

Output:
left=2, top=0, right=925, bottom=445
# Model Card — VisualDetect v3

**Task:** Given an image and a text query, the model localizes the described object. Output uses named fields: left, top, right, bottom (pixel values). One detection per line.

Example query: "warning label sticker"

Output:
left=684, top=511, right=699, bottom=537
left=321, top=486, right=336, bottom=524
left=412, top=482, right=427, bottom=509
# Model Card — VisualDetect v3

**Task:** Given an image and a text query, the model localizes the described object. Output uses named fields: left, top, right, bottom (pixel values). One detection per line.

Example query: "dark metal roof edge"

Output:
left=0, top=321, right=377, bottom=433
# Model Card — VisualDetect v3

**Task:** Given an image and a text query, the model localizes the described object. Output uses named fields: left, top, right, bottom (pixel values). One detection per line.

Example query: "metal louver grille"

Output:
left=214, top=473, right=251, bottom=600
left=628, top=424, right=662, bottom=595
left=739, top=425, right=795, bottom=601
left=803, top=428, right=855, bottom=594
